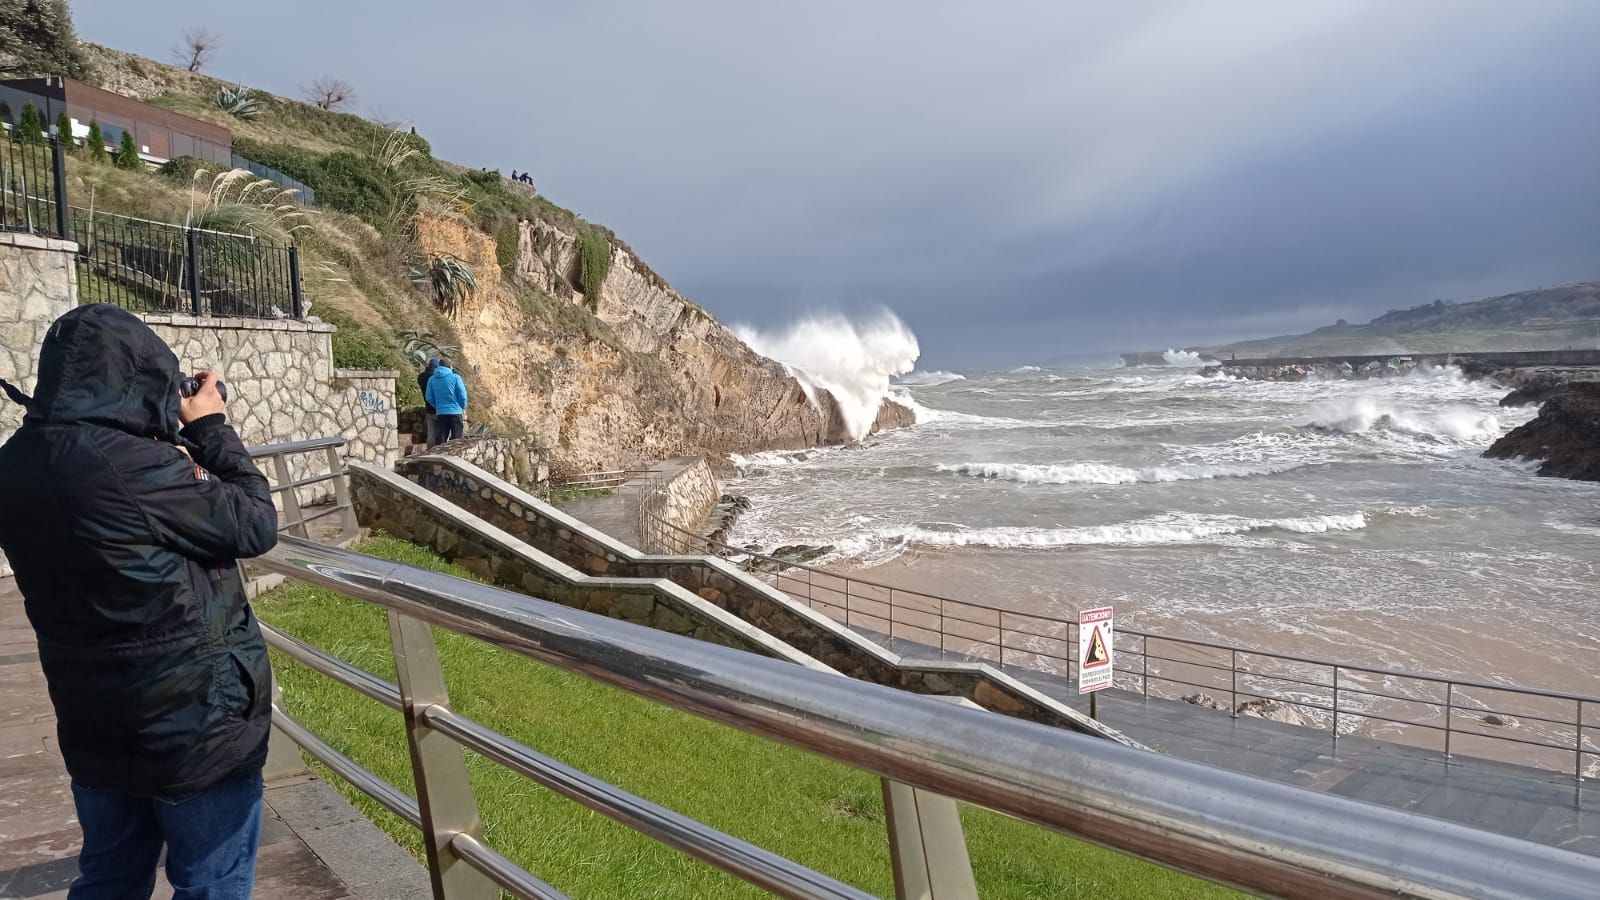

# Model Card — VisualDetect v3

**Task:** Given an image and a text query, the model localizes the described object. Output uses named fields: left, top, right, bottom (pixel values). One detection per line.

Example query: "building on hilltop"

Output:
left=0, top=75, right=231, bottom=165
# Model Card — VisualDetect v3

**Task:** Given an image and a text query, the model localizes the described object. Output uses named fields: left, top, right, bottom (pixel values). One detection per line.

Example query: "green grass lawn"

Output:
left=257, top=537, right=1237, bottom=898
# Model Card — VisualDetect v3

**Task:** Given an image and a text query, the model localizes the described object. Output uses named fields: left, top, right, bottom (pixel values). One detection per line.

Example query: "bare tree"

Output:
left=303, top=76, right=358, bottom=111
left=173, top=27, right=219, bottom=73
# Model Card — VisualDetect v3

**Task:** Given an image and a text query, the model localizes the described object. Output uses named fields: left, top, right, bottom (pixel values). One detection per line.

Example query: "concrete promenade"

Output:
left=874, top=632, right=1600, bottom=857
left=0, top=579, right=428, bottom=900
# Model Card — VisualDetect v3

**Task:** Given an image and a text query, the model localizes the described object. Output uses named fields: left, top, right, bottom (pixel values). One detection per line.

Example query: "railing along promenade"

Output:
left=254, top=534, right=1600, bottom=899
left=638, top=505, right=1599, bottom=782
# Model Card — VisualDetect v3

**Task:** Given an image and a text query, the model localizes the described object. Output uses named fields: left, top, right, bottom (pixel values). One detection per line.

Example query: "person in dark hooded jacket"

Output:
left=0, top=304, right=279, bottom=899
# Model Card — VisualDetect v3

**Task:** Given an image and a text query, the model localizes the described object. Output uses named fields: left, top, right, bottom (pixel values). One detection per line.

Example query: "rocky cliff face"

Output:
left=1484, top=382, right=1600, bottom=481
left=419, top=216, right=911, bottom=471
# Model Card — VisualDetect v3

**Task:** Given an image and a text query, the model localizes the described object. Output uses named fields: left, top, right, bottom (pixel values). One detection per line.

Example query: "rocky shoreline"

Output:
left=1198, top=359, right=1600, bottom=483
left=1484, top=381, right=1600, bottom=481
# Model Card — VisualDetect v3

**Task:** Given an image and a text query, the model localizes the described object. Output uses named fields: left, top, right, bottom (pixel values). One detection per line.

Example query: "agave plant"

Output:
left=215, top=85, right=263, bottom=120
left=398, top=330, right=460, bottom=366
left=409, top=254, right=477, bottom=315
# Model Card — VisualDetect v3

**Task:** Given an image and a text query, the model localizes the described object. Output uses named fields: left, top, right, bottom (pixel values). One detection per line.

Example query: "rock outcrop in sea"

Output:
left=1484, top=381, right=1600, bottom=481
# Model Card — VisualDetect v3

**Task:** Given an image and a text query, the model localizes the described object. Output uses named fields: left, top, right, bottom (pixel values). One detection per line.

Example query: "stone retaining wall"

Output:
left=0, top=234, right=80, bottom=577
left=636, top=458, right=720, bottom=553
left=0, top=233, right=398, bottom=572
left=348, top=462, right=820, bottom=668
left=398, top=455, right=1134, bottom=743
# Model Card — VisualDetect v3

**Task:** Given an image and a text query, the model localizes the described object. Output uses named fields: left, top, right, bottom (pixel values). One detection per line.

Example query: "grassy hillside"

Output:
left=60, top=42, right=642, bottom=425
left=1206, top=282, right=1600, bottom=358
left=258, top=537, right=1234, bottom=898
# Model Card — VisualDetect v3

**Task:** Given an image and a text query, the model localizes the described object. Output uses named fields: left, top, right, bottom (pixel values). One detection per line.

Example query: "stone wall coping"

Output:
left=137, top=313, right=337, bottom=333
left=0, top=231, right=77, bottom=253
left=350, top=461, right=825, bottom=671
left=414, top=455, right=1135, bottom=745
left=414, top=455, right=904, bottom=664
left=334, top=368, right=400, bottom=379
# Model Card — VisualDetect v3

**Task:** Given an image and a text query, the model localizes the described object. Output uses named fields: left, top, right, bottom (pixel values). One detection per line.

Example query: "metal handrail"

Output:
left=636, top=503, right=1599, bottom=780
left=256, top=536, right=1600, bottom=899
left=248, top=437, right=358, bottom=543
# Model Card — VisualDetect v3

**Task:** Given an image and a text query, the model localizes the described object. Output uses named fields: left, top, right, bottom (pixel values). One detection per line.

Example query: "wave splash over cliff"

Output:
left=735, top=311, right=920, bottom=441
left=1163, top=348, right=1213, bottom=366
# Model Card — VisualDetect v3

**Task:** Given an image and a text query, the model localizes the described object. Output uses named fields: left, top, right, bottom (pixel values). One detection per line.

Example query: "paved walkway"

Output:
left=872, top=632, right=1600, bottom=857
left=0, top=579, right=429, bottom=899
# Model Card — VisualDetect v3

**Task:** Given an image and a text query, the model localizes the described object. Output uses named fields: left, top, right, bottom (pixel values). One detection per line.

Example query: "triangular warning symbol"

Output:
left=1083, top=625, right=1109, bottom=667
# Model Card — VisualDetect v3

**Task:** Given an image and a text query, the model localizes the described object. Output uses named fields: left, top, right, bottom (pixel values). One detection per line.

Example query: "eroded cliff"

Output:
left=418, top=216, right=912, bottom=471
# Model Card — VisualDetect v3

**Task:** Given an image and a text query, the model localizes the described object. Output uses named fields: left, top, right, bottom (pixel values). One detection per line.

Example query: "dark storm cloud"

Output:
left=75, top=1, right=1600, bottom=366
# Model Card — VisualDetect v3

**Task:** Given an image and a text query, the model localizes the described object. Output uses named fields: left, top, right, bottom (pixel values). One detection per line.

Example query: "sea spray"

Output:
left=897, top=370, right=966, bottom=386
left=1162, top=348, right=1215, bottom=366
left=734, top=311, right=920, bottom=441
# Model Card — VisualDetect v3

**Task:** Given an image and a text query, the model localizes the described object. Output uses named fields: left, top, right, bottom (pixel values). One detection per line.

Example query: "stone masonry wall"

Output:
left=0, top=234, right=80, bottom=576
left=636, top=458, right=720, bottom=554
left=399, top=455, right=1133, bottom=743
left=349, top=462, right=819, bottom=667
left=142, top=315, right=398, bottom=505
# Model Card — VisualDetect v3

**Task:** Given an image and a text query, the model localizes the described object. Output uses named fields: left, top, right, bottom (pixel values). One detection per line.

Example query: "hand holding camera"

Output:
left=178, top=371, right=227, bottom=424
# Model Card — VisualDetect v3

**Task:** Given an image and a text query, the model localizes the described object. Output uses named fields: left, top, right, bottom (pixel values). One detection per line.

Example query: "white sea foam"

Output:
left=876, top=512, right=1369, bottom=549
left=897, top=370, right=966, bottom=386
left=937, top=461, right=1305, bottom=485
left=734, top=311, right=920, bottom=442
left=1299, top=397, right=1502, bottom=443
left=1010, top=365, right=1044, bottom=374
left=728, top=449, right=825, bottom=471
left=1163, top=348, right=1215, bottom=367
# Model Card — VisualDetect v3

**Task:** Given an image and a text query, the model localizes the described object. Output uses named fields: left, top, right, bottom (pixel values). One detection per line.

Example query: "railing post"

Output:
left=1333, top=667, right=1340, bottom=741
left=288, top=243, right=304, bottom=319
left=388, top=610, right=497, bottom=900
left=324, top=444, right=358, bottom=541
left=882, top=777, right=979, bottom=900
left=185, top=227, right=203, bottom=315
left=1230, top=649, right=1239, bottom=717
left=271, top=454, right=310, bottom=539
left=263, top=669, right=309, bottom=782
left=51, top=136, right=69, bottom=240
left=1444, top=683, right=1454, bottom=761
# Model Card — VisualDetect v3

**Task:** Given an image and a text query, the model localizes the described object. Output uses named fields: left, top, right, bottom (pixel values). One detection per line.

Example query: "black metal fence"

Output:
left=0, top=134, right=69, bottom=238
left=73, top=209, right=304, bottom=318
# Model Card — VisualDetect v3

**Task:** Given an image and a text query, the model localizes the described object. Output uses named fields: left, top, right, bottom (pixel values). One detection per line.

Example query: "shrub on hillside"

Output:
left=0, top=0, right=89, bottom=80
left=53, top=110, right=72, bottom=147
left=159, top=155, right=205, bottom=184
left=229, top=137, right=319, bottom=184
left=312, top=151, right=396, bottom=224
left=114, top=131, right=140, bottom=169
left=84, top=120, right=107, bottom=162
left=14, top=102, right=45, bottom=144
left=578, top=227, right=611, bottom=304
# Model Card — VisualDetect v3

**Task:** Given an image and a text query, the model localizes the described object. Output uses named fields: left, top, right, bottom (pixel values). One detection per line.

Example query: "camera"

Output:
left=178, top=373, right=228, bottom=403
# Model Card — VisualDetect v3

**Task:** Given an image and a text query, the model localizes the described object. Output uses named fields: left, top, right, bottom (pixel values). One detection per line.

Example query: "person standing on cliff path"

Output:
left=0, top=304, right=280, bottom=899
left=417, top=357, right=440, bottom=446
left=425, top=355, right=469, bottom=445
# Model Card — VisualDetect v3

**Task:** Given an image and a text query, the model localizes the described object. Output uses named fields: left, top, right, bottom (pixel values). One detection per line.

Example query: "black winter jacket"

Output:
left=0, top=304, right=279, bottom=797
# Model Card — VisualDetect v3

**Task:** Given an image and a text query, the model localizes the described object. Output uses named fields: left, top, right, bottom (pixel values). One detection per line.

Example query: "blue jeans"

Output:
left=69, top=769, right=262, bottom=900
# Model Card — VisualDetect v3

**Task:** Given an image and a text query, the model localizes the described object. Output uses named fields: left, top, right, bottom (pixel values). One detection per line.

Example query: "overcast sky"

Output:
left=75, top=1, right=1600, bottom=367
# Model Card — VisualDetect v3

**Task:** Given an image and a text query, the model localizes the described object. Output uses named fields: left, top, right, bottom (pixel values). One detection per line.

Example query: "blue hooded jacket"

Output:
left=425, top=365, right=469, bottom=416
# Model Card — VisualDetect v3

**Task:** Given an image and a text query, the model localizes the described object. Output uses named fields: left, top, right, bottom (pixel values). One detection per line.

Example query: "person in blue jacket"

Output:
left=424, top=356, right=469, bottom=445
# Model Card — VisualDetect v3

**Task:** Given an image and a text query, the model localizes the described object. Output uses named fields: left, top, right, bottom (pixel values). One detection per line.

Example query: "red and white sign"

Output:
left=1078, top=606, right=1114, bottom=694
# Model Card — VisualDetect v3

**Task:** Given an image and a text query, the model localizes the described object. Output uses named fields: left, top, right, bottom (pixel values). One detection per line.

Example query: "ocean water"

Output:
left=725, top=364, right=1600, bottom=693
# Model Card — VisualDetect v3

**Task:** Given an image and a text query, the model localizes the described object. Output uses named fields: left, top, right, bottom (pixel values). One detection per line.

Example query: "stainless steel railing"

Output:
left=637, top=503, right=1600, bottom=781
left=255, top=536, right=1600, bottom=899
left=249, top=436, right=359, bottom=542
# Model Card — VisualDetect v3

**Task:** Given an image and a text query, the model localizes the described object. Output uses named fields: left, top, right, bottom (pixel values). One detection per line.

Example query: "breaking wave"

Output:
left=876, top=512, right=1369, bottom=549
left=1299, top=398, right=1502, bottom=443
left=1010, top=365, right=1044, bottom=374
left=735, top=311, right=920, bottom=441
left=1163, top=348, right=1215, bottom=367
left=897, top=370, right=966, bottom=386
left=937, top=460, right=1306, bottom=485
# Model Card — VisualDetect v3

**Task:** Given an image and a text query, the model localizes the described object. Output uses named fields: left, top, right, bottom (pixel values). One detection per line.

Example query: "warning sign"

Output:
left=1078, top=606, right=1114, bottom=694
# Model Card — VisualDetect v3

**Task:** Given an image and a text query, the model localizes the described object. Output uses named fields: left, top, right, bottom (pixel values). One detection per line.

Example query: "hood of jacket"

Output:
left=25, top=304, right=183, bottom=442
